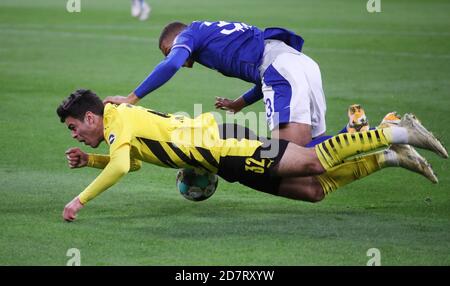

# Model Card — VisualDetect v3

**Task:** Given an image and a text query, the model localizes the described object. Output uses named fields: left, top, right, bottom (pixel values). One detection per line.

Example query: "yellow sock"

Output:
left=316, top=151, right=387, bottom=195
left=315, top=128, right=392, bottom=170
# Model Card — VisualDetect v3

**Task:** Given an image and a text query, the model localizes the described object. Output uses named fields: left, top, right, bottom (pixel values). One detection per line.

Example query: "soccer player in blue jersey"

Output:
left=104, top=20, right=325, bottom=147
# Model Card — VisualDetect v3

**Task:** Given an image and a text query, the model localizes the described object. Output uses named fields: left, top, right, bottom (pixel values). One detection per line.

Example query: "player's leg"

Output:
left=272, top=128, right=393, bottom=177
left=274, top=117, right=447, bottom=177
left=277, top=177, right=325, bottom=202
left=316, top=146, right=438, bottom=195
left=139, top=0, right=151, bottom=21
left=277, top=151, right=386, bottom=203
left=271, top=122, right=312, bottom=147
left=216, top=121, right=442, bottom=201
left=262, top=52, right=326, bottom=147
left=267, top=129, right=391, bottom=178
left=277, top=144, right=437, bottom=202
left=276, top=152, right=389, bottom=203
left=131, top=0, right=150, bottom=20
left=131, top=0, right=141, bottom=17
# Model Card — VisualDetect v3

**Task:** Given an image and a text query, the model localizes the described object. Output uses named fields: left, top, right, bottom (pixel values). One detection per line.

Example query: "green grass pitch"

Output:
left=0, top=0, right=449, bottom=265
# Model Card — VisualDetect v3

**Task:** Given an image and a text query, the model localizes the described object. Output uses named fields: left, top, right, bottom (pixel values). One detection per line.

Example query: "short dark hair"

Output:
left=159, top=21, right=187, bottom=48
left=57, top=89, right=104, bottom=123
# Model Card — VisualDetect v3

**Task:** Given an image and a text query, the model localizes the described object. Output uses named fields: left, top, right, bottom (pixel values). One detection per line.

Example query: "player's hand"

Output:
left=215, top=97, right=243, bottom=113
left=103, top=93, right=139, bottom=105
left=65, top=147, right=88, bottom=168
left=63, top=196, right=84, bottom=222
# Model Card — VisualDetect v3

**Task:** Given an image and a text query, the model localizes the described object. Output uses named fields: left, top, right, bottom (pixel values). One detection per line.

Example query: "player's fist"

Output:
left=65, top=147, right=88, bottom=168
left=215, top=97, right=243, bottom=113
left=63, top=196, right=84, bottom=222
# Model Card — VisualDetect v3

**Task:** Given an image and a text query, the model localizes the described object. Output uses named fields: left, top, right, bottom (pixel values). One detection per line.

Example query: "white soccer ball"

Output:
left=176, top=168, right=218, bottom=202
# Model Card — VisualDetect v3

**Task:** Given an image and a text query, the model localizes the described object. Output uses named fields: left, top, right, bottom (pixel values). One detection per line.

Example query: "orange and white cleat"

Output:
left=347, top=104, right=370, bottom=133
left=378, top=111, right=401, bottom=128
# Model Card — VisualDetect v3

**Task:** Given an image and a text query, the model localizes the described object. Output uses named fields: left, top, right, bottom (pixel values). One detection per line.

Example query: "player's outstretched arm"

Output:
left=103, top=48, right=190, bottom=105
left=86, top=153, right=141, bottom=172
left=65, top=148, right=115, bottom=170
left=62, top=145, right=131, bottom=222
left=87, top=153, right=110, bottom=169
left=242, top=84, right=263, bottom=106
left=129, top=158, right=142, bottom=172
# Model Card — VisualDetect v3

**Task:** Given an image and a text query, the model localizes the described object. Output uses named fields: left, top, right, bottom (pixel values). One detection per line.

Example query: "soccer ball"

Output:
left=176, top=168, right=218, bottom=201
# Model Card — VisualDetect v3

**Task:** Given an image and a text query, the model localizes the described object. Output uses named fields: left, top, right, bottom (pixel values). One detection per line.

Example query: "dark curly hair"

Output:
left=56, top=89, right=104, bottom=123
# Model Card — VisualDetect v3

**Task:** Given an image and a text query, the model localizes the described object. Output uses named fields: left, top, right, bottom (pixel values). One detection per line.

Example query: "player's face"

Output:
left=65, top=114, right=103, bottom=148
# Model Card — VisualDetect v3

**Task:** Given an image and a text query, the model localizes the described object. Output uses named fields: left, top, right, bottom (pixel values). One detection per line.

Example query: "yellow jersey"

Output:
left=79, top=103, right=263, bottom=204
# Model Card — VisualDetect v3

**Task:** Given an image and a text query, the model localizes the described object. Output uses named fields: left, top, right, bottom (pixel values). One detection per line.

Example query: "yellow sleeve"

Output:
left=87, top=154, right=110, bottom=169
left=87, top=153, right=142, bottom=172
left=129, top=157, right=142, bottom=171
left=78, top=144, right=131, bottom=205
left=79, top=103, right=142, bottom=205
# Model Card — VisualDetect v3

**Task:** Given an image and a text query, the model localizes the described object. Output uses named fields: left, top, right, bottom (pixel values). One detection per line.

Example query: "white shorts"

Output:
left=260, top=40, right=327, bottom=138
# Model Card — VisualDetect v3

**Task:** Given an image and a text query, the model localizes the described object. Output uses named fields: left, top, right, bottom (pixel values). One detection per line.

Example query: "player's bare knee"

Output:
left=306, top=159, right=325, bottom=175
left=303, top=189, right=324, bottom=203
left=302, top=184, right=325, bottom=203
left=302, top=148, right=325, bottom=175
left=311, top=187, right=325, bottom=202
left=286, top=184, right=325, bottom=203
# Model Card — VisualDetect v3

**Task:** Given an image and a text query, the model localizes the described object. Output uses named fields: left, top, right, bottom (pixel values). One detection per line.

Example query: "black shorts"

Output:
left=216, top=124, right=289, bottom=195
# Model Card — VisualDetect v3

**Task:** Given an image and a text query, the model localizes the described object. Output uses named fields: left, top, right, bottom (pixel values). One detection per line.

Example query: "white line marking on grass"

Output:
left=303, top=47, right=450, bottom=60
left=0, top=23, right=164, bottom=31
left=0, top=28, right=156, bottom=43
left=1, top=27, right=449, bottom=60
left=299, top=27, right=450, bottom=37
left=2, top=23, right=450, bottom=37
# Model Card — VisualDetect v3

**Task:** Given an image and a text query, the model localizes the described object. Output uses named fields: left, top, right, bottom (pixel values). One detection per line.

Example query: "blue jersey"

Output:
left=172, top=21, right=265, bottom=84
left=134, top=20, right=304, bottom=99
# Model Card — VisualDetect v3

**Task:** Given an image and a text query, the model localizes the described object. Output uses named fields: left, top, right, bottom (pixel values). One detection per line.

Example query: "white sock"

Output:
left=390, top=126, right=409, bottom=144
left=382, top=149, right=399, bottom=167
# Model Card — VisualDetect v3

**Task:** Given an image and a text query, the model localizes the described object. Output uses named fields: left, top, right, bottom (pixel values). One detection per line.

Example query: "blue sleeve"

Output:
left=134, top=47, right=190, bottom=98
left=242, top=83, right=263, bottom=105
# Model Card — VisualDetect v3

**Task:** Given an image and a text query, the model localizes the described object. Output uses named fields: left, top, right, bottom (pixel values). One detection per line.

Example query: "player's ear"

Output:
left=84, top=111, right=96, bottom=125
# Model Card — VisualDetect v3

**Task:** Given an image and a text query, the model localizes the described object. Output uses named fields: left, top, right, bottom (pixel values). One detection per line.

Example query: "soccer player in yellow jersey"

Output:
left=57, top=89, right=447, bottom=222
